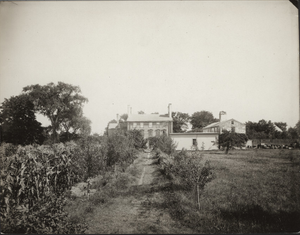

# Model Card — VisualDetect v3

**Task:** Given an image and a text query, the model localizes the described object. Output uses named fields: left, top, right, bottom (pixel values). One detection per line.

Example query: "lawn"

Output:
left=162, top=149, right=300, bottom=233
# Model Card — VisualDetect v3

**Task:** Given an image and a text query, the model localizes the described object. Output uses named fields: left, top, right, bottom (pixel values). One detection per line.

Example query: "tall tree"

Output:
left=172, top=112, right=190, bottom=133
left=60, top=115, right=91, bottom=142
left=0, top=94, right=44, bottom=145
left=190, top=111, right=218, bottom=130
left=23, top=82, right=88, bottom=143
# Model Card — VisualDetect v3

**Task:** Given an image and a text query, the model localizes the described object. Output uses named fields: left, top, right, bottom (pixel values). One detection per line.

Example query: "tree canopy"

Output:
left=190, top=111, right=218, bottom=130
left=245, top=119, right=291, bottom=139
left=219, top=130, right=248, bottom=154
left=172, top=112, right=190, bottom=133
left=23, top=82, right=88, bottom=143
left=0, top=94, right=45, bottom=145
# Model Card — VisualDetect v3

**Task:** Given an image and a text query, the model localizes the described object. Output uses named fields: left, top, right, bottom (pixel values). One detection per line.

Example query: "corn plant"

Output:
left=1, top=143, right=86, bottom=233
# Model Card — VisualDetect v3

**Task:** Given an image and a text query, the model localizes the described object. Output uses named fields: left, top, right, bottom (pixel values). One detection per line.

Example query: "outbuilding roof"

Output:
left=127, top=114, right=172, bottom=122
left=107, top=122, right=118, bottom=129
left=203, top=118, right=244, bottom=129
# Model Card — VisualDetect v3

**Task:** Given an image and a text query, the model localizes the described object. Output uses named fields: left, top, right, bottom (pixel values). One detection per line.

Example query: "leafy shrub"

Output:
left=148, top=135, right=177, bottom=155
left=125, top=129, right=147, bottom=149
left=160, top=150, right=213, bottom=210
left=105, top=132, right=137, bottom=171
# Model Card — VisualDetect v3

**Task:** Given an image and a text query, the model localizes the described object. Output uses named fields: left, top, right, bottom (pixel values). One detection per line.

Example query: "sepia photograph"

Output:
left=0, top=0, right=299, bottom=233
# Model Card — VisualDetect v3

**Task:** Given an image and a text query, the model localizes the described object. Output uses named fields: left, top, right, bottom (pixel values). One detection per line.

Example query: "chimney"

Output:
left=219, top=111, right=227, bottom=122
left=116, top=114, right=119, bottom=125
left=168, top=103, right=172, bottom=118
left=130, top=107, right=132, bottom=115
left=127, top=105, right=130, bottom=115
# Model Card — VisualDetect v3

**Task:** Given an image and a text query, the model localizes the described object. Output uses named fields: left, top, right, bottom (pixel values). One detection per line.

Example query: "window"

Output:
left=231, top=121, right=234, bottom=125
left=156, top=122, right=160, bottom=128
left=140, top=122, right=143, bottom=128
left=193, top=139, right=197, bottom=146
left=148, top=129, right=153, bottom=137
left=231, top=127, right=235, bottom=133
left=156, top=129, right=160, bottom=137
left=133, top=123, right=137, bottom=128
left=149, top=122, right=152, bottom=128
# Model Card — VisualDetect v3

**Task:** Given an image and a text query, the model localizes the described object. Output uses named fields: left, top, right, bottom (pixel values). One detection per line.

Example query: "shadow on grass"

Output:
left=220, top=204, right=300, bottom=233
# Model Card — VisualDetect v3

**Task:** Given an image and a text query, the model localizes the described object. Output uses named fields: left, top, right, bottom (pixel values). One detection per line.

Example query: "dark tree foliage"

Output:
left=172, top=111, right=190, bottom=133
left=0, top=94, right=44, bottom=145
left=246, top=120, right=290, bottom=139
left=23, top=82, right=88, bottom=143
left=190, top=111, right=218, bottom=130
left=219, top=130, right=248, bottom=154
left=120, top=113, right=128, bottom=121
left=125, top=129, right=147, bottom=149
left=288, top=127, right=299, bottom=139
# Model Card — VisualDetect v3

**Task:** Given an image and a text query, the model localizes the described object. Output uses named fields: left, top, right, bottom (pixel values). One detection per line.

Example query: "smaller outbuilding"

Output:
left=170, top=132, right=219, bottom=151
left=202, top=119, right=246, bottom=134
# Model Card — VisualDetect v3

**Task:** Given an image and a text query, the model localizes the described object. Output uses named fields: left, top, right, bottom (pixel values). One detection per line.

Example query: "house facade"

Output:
left=126, top=104, right=173, bottom=139
left=203, top=118, right=246, bottom=134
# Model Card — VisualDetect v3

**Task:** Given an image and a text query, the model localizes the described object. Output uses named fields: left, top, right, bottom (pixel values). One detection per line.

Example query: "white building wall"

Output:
left=170, top=133, right=219, bottom=150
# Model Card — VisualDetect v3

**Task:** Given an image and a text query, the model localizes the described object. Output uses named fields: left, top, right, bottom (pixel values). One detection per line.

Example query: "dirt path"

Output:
left=85, top=151, right=195, bottom=234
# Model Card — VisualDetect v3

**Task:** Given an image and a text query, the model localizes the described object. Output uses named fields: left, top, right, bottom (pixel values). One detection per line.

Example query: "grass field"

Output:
left=161, top=149, right=300, bottom=233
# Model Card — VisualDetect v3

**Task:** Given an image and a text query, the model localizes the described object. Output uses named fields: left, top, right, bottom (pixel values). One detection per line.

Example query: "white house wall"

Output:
left=170, top=133, right=219, bottom=150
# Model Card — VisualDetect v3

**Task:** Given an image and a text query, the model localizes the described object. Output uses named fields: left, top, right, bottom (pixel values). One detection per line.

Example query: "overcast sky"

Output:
left=0, top=1, right=298, bottom=135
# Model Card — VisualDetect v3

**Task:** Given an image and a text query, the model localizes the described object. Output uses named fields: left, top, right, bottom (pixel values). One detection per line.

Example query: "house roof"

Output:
left=127, top=114, right=172, bottom=122
left=170, top=132, right=218, bottom=136
left=107, top=122, right=118, bottom=129
left=273, top=124, right=283, bottom=132
left=203, top=118, right=244, bottom=129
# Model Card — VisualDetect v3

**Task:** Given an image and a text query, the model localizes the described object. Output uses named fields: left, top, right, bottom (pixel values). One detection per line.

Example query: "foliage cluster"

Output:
left=0, top=82, right=91, bottom=146
left=0, top=143, right=86, bottom=233
left=219, top=130, right=248, bottom=154
left=158, top=149, right=213, bottom=212
left=246, top=119, right=300, bottom=140
left=0, top=94, right=45, bottom=145
left=148, top=135, right=177, bottom=155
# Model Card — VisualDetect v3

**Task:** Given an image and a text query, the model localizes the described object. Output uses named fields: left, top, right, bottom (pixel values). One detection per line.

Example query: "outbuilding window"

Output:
left=193, top=139, right=197, bottom=146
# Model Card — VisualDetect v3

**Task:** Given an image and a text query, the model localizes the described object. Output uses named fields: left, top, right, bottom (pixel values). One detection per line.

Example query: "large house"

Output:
left=126, top=104, right=173, bottom=138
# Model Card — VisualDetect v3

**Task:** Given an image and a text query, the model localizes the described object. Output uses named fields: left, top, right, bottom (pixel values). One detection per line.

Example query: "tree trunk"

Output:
left=50, top=120, right=59, bottom=143
left=225, top=142, right=229, bottom=154
left=197, top=184, right=200, bottom=210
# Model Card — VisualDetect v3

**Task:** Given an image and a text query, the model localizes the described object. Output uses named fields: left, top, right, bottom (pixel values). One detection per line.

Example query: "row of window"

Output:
left=131, top=122, right=166, bottom=128
left=140, top=129, right=167, bottom=137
